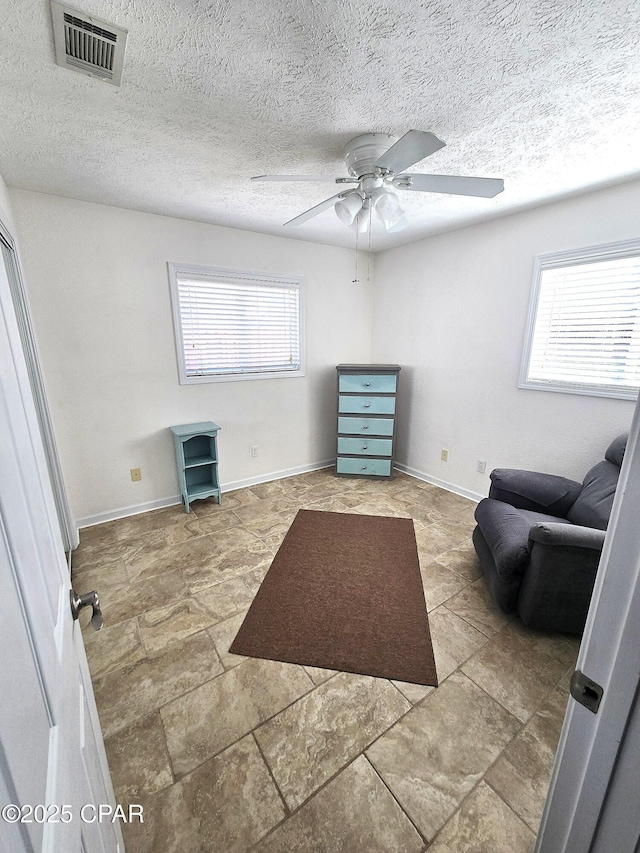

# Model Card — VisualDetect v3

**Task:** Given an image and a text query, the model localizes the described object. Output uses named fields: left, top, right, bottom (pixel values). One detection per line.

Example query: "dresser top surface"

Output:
left=336, top=364, right=401, bottom=372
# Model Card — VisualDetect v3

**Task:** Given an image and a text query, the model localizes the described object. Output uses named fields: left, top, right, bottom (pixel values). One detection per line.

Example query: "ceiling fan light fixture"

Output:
left=375, top=189, right=400, bottom=214
left=373, top=189, right=406, bottom=230
left=375, top=189, right=402, bottom=222
left=334, top=191, right=364, bottom=226
left=368, top=187, right=388, bottom=209
left=384, top=214, right=409, bottom=233
left=353, top=200, right=372, bottom=233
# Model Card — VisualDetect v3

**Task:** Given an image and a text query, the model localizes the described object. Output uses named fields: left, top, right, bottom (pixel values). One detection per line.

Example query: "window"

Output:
left=168, top=263, right=304, bottom=384
left=519, top=240, right=640, bottom=400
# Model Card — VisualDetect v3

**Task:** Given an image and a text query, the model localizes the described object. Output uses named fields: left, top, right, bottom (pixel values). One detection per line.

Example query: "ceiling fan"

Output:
left=251, top=130, right=504, bottom=233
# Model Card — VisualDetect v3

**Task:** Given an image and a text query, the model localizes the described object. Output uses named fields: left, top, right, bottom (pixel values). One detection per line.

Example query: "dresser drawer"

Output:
left=338, top=373, right=397, bottom=394
left=338, top=437, right=393, bottom=457
left=336, top=457, right=392, bottom=477
left=338, top=395, right=396, bottom=415
left=337, top=416, right=394, bottom=436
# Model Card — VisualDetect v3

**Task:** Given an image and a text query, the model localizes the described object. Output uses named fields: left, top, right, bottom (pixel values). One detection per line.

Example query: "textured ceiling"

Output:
left=0, top=0, right=639, bottom=250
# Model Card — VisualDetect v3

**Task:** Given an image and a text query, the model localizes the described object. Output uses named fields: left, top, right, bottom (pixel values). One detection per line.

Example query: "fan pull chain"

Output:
left=353, top=224, right=359, bottom=283
left=367, top=205, right=372, bottom=281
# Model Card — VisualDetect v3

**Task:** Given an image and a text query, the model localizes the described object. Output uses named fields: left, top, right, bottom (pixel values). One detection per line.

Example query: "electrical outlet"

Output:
left=477, top=459, right=487, bottom=474
left=130, top=468, right=142, bottom=482
left=441, top=448, right=449, bottom=462
left=251, top=445, right=259, bottom=458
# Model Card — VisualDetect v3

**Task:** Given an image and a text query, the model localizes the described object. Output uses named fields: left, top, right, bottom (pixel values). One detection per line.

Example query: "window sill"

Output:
left=179, top=369, right=306, bottom=385
left=518, top=380, right=638, bottom=401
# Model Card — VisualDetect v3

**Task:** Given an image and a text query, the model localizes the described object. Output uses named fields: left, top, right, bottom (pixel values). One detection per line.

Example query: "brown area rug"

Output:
left=230, top=510, right=438, bottom=686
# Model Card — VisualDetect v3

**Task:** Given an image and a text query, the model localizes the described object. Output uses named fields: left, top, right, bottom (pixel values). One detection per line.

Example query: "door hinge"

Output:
left=570, top=670, right=604, bottom=714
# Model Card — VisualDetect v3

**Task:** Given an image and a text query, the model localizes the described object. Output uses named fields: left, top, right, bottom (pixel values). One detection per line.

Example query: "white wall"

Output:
left=0, top=173, right=16, bottom=235
left=9, top=190, right=372, bottom=524
left=373, top=180, right=640, bottom=498
left=10, top=178, right=640, bottom=523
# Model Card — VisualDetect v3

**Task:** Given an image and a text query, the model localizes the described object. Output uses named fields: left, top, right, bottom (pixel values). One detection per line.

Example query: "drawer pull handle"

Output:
left=365, top=382, right=371, bottom=386
left=362, top=425, right=369, bottom=430
left=364, top=403, right=370, bottom=408
left=362, top=445, right=368, bottom=450
left=361, top=466, right=367, bottom=470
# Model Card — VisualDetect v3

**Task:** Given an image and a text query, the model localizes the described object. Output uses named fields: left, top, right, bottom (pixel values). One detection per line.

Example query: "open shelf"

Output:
left=186, top=481, right=219, bottom=497
left=170, top=421, right=222, bottom=512
left=184, top=455, right=217, bottom=468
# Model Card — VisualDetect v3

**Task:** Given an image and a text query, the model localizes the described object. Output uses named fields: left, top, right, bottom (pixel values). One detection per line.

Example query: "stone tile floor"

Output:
left=73, top=469, right=579, bottom=852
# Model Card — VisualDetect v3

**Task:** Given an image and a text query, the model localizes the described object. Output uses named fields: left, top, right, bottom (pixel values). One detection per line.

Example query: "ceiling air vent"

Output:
left=51, top=2, right=128, bottom=86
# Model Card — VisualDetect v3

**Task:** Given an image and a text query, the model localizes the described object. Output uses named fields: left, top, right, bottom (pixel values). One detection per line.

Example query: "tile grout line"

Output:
left=482, top=776, right=544, bottom=837
left=359, top=632, right=536, bottom=846
left=157, top=663, right=319, bottom=784
left=361, top=753, right=430, bottom=848
left=87, top=566, right=253, bottom=654
left=163, top=671, right=423, bottom=820
left=250, top=731, right=291, bottom=819
left=245, top=753, right=389, bottom=850
left=415, top=690, right=543, bottom=849
left=439, top=599, right=510, bottom=643
left=365, top=626, right=528, bottom=846
left=460, top=636, right=577, bottom=726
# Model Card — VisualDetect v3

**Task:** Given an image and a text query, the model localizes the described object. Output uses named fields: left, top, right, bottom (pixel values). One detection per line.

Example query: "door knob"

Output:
left=70, top=589, right=103, bottom=632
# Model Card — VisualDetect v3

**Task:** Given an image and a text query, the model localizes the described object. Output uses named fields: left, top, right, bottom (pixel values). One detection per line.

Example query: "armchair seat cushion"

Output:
left=516, top=509, right=575, bottom=528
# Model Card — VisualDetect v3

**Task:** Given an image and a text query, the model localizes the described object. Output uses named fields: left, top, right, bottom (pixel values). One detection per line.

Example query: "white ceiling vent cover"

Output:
left=51, top=2, right=127, bottom=86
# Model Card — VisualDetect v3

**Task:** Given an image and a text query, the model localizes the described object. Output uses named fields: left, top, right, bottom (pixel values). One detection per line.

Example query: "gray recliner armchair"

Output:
left=472, top=433, right=627, bottom=635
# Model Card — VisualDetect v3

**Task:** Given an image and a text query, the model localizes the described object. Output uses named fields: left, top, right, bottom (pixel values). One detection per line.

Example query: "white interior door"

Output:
left=0, top=229, right=122, bottom=851
left=537, top=397, right=640, bottom=852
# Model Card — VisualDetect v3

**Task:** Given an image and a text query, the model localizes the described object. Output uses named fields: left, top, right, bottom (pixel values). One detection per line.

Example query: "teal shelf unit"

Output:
left=170, top=421, right=222, bottom=513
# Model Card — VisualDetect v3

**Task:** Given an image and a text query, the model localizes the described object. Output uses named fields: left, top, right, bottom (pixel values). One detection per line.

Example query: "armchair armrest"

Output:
left=518, top=521, right=606, bottom=633
left=528, top=522, right=606, bottom=551
left=489, top=469, right=582, bottom=516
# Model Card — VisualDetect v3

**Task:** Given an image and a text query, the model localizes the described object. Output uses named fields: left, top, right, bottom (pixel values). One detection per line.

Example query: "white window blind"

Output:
left=520, top=241, right=640, bottom=400
left=168, top=264, right=303, bottom=384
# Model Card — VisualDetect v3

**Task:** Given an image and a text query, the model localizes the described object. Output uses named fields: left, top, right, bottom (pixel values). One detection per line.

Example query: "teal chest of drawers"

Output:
left=335, top=364, right=400, bottom=479
left=170, top=421, right=222, bottom=512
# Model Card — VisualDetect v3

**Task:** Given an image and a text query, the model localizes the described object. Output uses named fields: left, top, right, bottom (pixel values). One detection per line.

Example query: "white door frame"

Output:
left=0, top=210, right=122, bottom=852
left=0, top=220, right=78, bottom=552
left=537, top=397, right=640, bottom=851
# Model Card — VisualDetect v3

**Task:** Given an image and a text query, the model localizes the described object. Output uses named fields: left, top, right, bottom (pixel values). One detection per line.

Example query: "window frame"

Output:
left=519, top=238, right=640, bottom=401
left=168, top=262, right=305, bottom=385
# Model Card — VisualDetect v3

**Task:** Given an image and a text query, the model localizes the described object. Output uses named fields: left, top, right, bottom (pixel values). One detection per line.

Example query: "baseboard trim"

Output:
left=77, top=460, right=481, bottom=529
left=76, top=460, right=334, bottom=529
left=76, top=495, right=184, bottom=529
left=222, top=460, right=334, bottom=493
left=394, top=462, right=483, bottom=504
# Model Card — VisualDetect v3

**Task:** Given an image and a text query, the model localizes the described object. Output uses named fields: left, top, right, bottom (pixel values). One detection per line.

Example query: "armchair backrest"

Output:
left=566, top=433, right=628, bottom=530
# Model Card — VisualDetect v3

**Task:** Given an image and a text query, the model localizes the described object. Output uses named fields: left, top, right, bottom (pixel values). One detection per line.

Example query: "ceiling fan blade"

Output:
left=283, top=192, right=347, bottom=227
left=251, top=174, right=340, bottom=182
left=396, top=173, right=504, bottom=198
left=375, top=130, right=445, bottom=174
